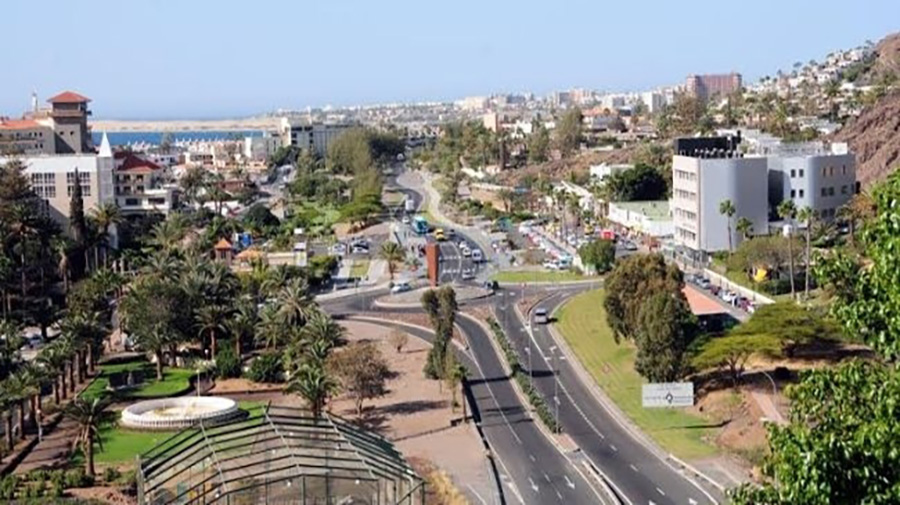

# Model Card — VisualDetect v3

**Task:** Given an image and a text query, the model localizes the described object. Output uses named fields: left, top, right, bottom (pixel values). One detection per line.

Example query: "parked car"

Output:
left=622, top=241, right=638, bottom=251
left=461, top=246, right=471, bottom=257
left=461, top=269, right=475, bottom=280
left=331, top=243, right=347, bottom=255
left=401, top=215, right=410, bottom=225
left=543, top=261, right=560, bottom=270
left=391, top=281, right=412, bottom=294
left=472, top=249, right=484, bottom=262
left=696, top=278, right=711, bottom=289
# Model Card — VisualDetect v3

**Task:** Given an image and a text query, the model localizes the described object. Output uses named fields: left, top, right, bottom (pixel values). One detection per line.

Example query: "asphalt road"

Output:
left=321, top=293, right=607, bottom=505
left=495, top=287, right=720, bottom=505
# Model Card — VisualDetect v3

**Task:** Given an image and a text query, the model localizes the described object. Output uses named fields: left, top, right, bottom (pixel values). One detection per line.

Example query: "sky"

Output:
left=2, top=0, right=897, bottom=119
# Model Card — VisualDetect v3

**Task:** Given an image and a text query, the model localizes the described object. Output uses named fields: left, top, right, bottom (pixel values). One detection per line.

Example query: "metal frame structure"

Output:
left=137, top=404, right=424, bottom=505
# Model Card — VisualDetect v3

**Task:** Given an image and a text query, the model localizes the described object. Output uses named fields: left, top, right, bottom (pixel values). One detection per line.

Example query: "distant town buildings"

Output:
left=685, top=73, right=743, bottom=101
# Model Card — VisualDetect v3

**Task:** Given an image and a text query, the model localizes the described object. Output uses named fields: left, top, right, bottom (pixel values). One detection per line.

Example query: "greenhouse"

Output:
left=138, top=404, right=424, bottom=505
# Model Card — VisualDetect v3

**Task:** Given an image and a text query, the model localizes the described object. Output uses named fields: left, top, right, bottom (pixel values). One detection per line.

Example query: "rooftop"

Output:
left=47, top=91, right=91, bottom=104
left=116, top=152, right=162, bottom=173
left=611, top=200, right=670, bottom=221
left=0, top=119, right=42, bottom=130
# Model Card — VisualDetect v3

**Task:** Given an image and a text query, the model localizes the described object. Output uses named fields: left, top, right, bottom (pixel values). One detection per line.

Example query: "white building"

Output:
left=608, top=200, right=673, bottom=237
left=672, top=136, right=769, bottom=255
left=640, top=91, right=665, bottom=114
left=279, top=118, right=353, bottom=157
left=766, top=142, right=857, bottom=222
left=589, top=163, right=632, bottom=185
left=114, top=149, right=177, bottom=216
left=243, top=134, right=281, bottom=162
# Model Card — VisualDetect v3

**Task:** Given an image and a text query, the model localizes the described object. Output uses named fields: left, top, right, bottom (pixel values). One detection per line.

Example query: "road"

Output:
left=495, top=287, right=720, bottom=505
left=321, top=293, right=606, bottom=504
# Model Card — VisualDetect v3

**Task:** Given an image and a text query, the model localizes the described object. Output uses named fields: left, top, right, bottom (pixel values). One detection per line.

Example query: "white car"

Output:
left=471, top=249, right=483, bottom=262
left=543, top=261, right=560, bottom=270
left=401, top=215, right=410, bottom=224
left=391, top=281, right=412, bottom=294
left=461, top=246, right=471, bottom=257
left=332, top=243, right=347, bottom=255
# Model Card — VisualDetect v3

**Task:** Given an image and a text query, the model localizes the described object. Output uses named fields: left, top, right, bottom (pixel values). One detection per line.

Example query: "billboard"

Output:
left=641, top=382, right=694, bottom=408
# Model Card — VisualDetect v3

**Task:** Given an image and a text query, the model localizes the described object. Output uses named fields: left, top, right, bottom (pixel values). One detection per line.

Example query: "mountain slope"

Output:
left=834, top=90, right=900, bottom=187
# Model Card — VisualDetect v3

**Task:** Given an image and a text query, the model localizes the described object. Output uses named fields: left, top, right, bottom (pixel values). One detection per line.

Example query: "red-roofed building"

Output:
left=47, top=91, right=91, bottom=104
left=46, top=90, right=93, bottom=154
left=113, top=151, right=176, bottom=216
left=0, top=117, right=54, bottom=155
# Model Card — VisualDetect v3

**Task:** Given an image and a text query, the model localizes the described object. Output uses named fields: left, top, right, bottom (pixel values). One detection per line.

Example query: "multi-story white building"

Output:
left=672, top=136, right=769, bottom=255
left=243, top=134, right=281, bottom=162
left=114, top=150, right=177, bottom=216
left=279, top=118, right=353, bottom=157
left=640, top=91, right=665, bottom=114
left=766, top=142, right=857, bottom=222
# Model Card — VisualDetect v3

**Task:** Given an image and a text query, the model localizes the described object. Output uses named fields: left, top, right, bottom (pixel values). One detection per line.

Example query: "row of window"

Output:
left=676, top=227, right=697, bottom=242
left=674, top=169, right=697, bottom=182
left=820, top=208, right=837, bottom=219
left=674, top=207, right=698, bottom=221
left=789, top=169, right=805, bottom=178
left=674, top=189, right=697, bottom=201
left=790, top=189, right=806, bottom=199
left=821, top=165, right=849, bottom=178
left=820, top=185, right=851, bottom=197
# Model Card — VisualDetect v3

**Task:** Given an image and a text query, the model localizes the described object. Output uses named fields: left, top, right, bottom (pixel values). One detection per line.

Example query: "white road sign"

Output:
left=642, top=382, right=694, bottom=408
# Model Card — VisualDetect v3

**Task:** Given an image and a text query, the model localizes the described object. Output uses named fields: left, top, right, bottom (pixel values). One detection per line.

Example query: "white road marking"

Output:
left=543, top=473, right=551, bottom=483
left=656, top=487, right=666, bottom=496
left=556, top=490, right=563, bottom=499
left=466, top=484, right=488, bottom=505
left=629, top=464, right=639, bottom=472
left=610, top=444, right=618, bottom=452
left=564, top=475, right=575, bottom=489
left=689, top=499, right=699, bottom=505
left=528, top=477, right=539, bottom=493
left=529, top=454, right=536, bottom=462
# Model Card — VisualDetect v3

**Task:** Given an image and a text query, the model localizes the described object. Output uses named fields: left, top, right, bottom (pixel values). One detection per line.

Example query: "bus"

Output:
left=412, top=216, right=428, bottom=235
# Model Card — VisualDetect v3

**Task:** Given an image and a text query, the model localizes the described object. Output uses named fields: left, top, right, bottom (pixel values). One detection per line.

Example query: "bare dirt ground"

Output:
left=69, top=486, right=136, bottom=505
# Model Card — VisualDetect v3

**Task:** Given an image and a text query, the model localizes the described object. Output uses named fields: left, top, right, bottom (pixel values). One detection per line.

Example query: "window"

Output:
left=790, top=189, right=796, bottom=198
left=66, top=171, right=91, bottom=197
left=828, top=187, right=835, bottom=196
left=822, top=167, right=827, bottom=177
left=148, top=197, right=166, bottom=205
left=841, top=185, right=848, bottom=195
left=790, top=169, right=796, bottom=178
left=842, top=165, right=847, bottom=175
left=125, top=198, right=139, bottom=206
left=821, top=188, right=827, bottom=197
left=799, top=169, right=804, bottom=177
left=30, top=173, right=56, bottom=198
left=829, top=166, right=834, bottom=176
left=799, top=189, right=805, bottom=198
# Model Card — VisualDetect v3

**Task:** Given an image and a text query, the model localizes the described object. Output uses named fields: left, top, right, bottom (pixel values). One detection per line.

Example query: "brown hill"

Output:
left=872, top=33, right=900, bottom=79
left=834, top=90, right=900, bottom=187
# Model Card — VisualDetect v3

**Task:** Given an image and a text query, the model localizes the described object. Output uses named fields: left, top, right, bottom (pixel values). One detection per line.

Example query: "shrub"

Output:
left=103, top=467, right=121, bottom=484
left=215, top=345, right=242, bottom=379
left=0, top=474, right=17, bottom=500
left=246, top=353, right=283, bottom=383
left=65, top=468, right=93, bottom=488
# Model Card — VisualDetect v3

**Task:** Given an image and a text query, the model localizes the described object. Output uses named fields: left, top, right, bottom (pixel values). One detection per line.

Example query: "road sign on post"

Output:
left=642, top=382, right=694, bottom=408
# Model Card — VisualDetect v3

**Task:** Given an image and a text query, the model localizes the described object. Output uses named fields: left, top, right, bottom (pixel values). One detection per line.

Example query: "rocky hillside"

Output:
left=871, top=32, right=900, bottom=80
left=834, top=90, right=900, bottom=187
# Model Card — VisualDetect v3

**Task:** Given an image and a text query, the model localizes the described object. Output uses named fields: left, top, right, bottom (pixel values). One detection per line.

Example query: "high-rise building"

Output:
left=672, top=135, right=768, bottom=255
left=279, top=118, right=354, bottom=157
left=685, top=73, right=742, bottom=101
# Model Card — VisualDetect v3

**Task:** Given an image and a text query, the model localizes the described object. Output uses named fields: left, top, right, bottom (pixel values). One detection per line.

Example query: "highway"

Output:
left=495, top=288, right=720, bottom=505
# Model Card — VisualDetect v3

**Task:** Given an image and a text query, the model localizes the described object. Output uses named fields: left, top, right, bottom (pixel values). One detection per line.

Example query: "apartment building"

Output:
left=766, top=142, right=857, bottom=222
left=243, top=134, right=281, bottom=162
left=279, top=118, right=353, bottom=157
left=0, top=91, right=94, bottom=155
left=685, top=73, right=742, bottom=101
left=672, top=136, right=768, bottom=255
left=114, top=151, right=176, bottom=215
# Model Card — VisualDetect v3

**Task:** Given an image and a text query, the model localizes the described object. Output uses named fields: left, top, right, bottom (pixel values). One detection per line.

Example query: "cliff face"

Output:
left=834, top=91, right=900, bottom=187
left=872, top=33, right=900, bottom=79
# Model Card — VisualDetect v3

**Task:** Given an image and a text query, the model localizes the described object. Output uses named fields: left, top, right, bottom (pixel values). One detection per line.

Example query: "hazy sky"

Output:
left=2, top=0, right=897, bottom=119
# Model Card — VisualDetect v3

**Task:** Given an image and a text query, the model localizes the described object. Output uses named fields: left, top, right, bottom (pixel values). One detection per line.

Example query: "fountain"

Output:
left=120, top=397, right=241, bottom=430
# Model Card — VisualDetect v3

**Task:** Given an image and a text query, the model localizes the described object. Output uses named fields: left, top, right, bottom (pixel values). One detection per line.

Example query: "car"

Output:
left=331, top=243, right=347, bottom=255
left=446, top=228, right=456, bottom=237
left=461, top=269, right=475, bottom=280
left=401, top=215, right=410, bottom=225
left=722, top=291, right=738, bottom=304
left=390, top=281, right=412, bottom=294
left=461, top=246, right=471, bottom=257
left=471, top=249, right=483, bottom=262
left=434, top=229, right=446, bottom=241
left=483, top=280, right=499, bottom=291
left=696, top=278, right=711, bottom=289
left=351, top=245, right=370, bottom=255
left=458, top=240, right=468, bottom=249
left=533, top=308, right=549, bottom=325
left=622, top=241, right=638, bottom=251
left=543, top=261, right=560, bottom=270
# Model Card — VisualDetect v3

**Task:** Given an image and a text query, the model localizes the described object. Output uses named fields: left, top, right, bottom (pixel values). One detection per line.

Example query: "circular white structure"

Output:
left=121, top=397, right=241, bottom=430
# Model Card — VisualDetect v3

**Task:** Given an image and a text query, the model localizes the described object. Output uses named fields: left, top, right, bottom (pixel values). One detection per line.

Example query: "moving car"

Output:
left=401, top=215, right=410, bottom=225
left=461, top=269, right=475, bottom=280
left=471, top=249, right=483, bottom=262
left=461, top=246, right=471, bottom=257
left=391, top=281, right=412, bottom=294
left=434, top=229, right=446, bottom=241
left=533, top=308, right=549, bottom=325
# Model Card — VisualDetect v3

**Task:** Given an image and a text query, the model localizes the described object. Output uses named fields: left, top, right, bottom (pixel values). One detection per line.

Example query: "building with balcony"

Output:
left=114, top=151, right=177, bottom=215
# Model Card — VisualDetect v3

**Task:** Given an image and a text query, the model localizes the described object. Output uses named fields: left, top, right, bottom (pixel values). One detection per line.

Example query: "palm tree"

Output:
left=228, top=299, right=257, bottom=357
left=147, top=215, right=187, bottom=252
left=276, top=278, right=315, bottom=326
left=254, top=304, right=283, bottom=350
left=796, top=206, right=815, bottom=300
left=20, top=363, right=47, bottom=431
left=378, top=242, right=406, bottom=283
left=0, top=388, right=15, bottom=451
left=836, top=192, right=875, bottom=245
left=2, top=372, right=33, bottom=441
left=66, top=397, right=110, bottom=478
left=735, top=217, right=753, bottom=241
left=196, top=304, right=231, bottom=359
left=719, top=199, right=736, bottom=253
left=777, top=200, right=798, bottom=300
left=285, top=363, right=337, bottom=419
left=91, top=203, right=122, bottom=267
left=300, top=311, right=345, bottom=349
left=52, top=238, right=72, bottom=294
left=37, top=344, right=67, bottom=404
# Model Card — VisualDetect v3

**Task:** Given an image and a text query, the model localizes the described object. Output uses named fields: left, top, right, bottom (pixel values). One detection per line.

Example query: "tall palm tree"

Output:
left=147, top=215, right=187, bottom=253
left=735, top=217, right=753, bottom=241
left=378, top=242, right=406, bottom=283
left=777, top=200, right=798, bottom=300
left=52, top=238, right=72, bottom=294
left=66, top=397, right=110, bottom=478
left=285, top=363, right=337, bottom=419
left=136, top=325, right=171, bottom=380
left=228, top=299, right=257, bottom=357
left=37, top=343, right=67, bottom=404
left=91, top=203, right=122, bottom=267
left=300, top=311, right=345, bottom=349
left=2, top=372, right=33, bottom=441
left=196, top=304, right=231, bottom=359
left=254, top=304, right=283, bottom=351
left=20, top=363, right=47, bottom=431
left=0, top=388, right=15, bottom=450
left=719, top=199, right=736, bottom=253
left=796, top=206, right=815, bottom=301
left=276, top=277, right=315, bottom=326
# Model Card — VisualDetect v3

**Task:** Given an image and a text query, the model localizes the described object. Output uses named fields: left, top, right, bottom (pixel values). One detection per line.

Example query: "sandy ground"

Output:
left=91, top=117, right=281, bottom=132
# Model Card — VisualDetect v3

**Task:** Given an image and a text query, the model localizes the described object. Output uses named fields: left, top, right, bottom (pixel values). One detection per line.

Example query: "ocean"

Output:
left=92, top=130, right=265, bottom=147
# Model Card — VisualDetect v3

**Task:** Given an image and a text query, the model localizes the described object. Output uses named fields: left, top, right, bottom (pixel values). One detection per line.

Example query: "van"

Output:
left=533, top=308, right=549, bottom=325
left=471, top=249, right=483, bottom=262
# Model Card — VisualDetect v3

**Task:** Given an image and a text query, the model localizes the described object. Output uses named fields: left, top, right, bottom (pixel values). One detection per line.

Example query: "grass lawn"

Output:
left=94, top=401, right=268, bottom=465
left=82, top=361, right=194, bottom=401
left=350, top=260, right=370, bottom=278
left=492, top=270, right=596, bottom=283
left=555, top=289, right=718, bottom=460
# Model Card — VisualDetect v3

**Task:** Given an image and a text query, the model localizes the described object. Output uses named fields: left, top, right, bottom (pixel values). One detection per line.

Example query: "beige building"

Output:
left=0, top=91, right=94, bottom=156
left=114, top=151, right=176, bottom=215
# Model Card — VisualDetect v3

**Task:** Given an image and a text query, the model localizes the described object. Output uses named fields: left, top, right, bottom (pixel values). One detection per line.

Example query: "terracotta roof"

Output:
left=47, top=91, right=91, bottom=104
left=116, top=152, right=162, bottom=174
left=0, top=119, right=42, bottom=130
left=214, top=238, right=233, bottom=250
left=682, top=286, right=727, bottom=316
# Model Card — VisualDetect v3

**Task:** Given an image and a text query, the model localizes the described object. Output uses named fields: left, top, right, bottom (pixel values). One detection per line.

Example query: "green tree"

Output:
left=423, top=286, right=457, bottom=379
left=577, top=239, right=616, bottom=273
left=327, top=341, right=390, bottom=416
left=286, top=363, right=337, bottom=419
left=554, top=108, right=583, bottom=157
left=719, top=199, right=736, bottom=253
left=69, top=169, right=87, bottom=246
left=327, top=128, right=374, bottom=176
left=196, top=304, right=231, bottom=360
left=796, top=206, right=815, bottom=300
left=735, top=216, right=753, bottom=241
left=634, top=291, right=697, bottom=382
left=65, top=398, right=110, bottom=478
left=604, top=164, right=668, bottom=201
left=378, top=241, right=406, bottom=283
left=693, top=334, right=781, bottom=387
left=91, top=202, right=121, bottom=267
left=777, top=199, right=797, bottom=300
left=603, top=254, right=682, bottom=343
left=527, top=121, right=550, bottom=164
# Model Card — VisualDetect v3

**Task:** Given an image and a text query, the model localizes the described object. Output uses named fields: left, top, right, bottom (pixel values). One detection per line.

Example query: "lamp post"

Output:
left=549, top=345, right=560, bottom=434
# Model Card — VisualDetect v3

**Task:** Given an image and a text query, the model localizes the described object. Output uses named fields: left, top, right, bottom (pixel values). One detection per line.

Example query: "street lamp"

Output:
left=549, top=345, right=560, bottom=434
left=524, top=345, right=533, bottom=384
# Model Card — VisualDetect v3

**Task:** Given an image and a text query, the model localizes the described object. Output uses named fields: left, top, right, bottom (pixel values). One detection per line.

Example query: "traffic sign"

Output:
left=642, top=382, right=694, bottom=408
